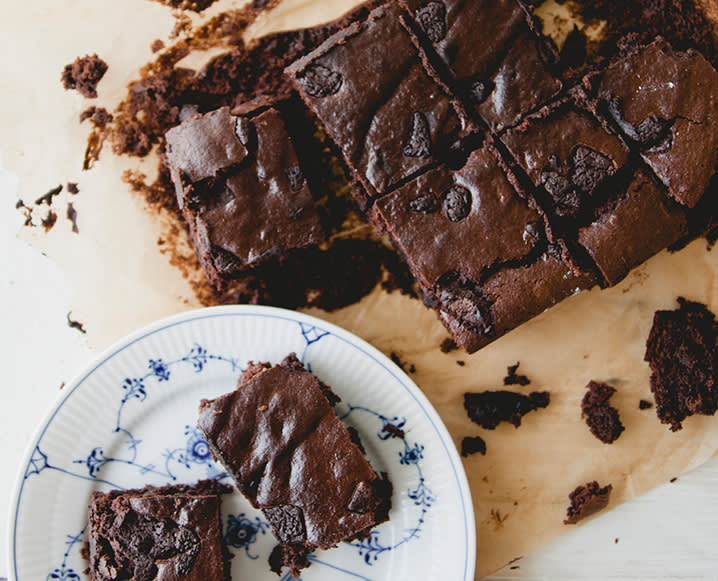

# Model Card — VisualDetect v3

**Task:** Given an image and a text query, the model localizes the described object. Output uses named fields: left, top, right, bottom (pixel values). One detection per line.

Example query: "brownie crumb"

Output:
left=614, top=537, right=619, bottom=544
left=150, top=0, right=219, bottom=11
left=390, top=352, right=415, bottom=374
left=564, top=481, right=612, bottom=524
left=151, top=39, right=165, bottom=53
left=644, top=298, right=718, bottom=431
left=464, top=391, right=550, bottom=430
left=41, top=210, right=58, bottom=232
left=461, top=436, right=487, bottom=457
left=581, top=381, right=625, bottom=444
left=61, top=54, right=108, bottom=98
left=66, top=312, right=87, bottom=334
left=440, top=338, right=458, bottom=353
left=510, top=565, right=520, bottom=570
left=35, top=184, right=63, bottom=206
left=456, top=360, right=466, bottom=367
left=66, top=202, right=79, bottom=234
left=639, top=399, right=653, bottom=410
left=382, top=423, right=405, bottom=439
left=504, top=362, right=531, bottom=386
left=80, top=106, right=113, bottom=128
left=66, top=182, right=79, bottom=194
left=670, top=477, right=678, bottom=483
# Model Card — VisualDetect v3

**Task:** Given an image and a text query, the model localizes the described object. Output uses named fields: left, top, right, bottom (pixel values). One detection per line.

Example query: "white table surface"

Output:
left=2, top=163, right=718, bottom=580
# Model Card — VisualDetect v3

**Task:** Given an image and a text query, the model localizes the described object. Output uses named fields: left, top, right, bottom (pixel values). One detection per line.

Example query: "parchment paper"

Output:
left=2, top=0, right=718, bottom=578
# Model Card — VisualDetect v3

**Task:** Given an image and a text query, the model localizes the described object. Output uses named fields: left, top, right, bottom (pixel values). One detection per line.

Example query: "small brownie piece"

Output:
left=165, top=106, right=324, bottom=289
left=464, top=390, right=550, bottom=429
left=461, top=435, right=487, bottom=457
left=401, top=0, right=562, bottom=133
left=563, top=481, right=612, bottom=524
left=86, top=480, right=231, bottom=580
left=501, top=89, right=631, bottom=233
left=504, top=362, right=530, bottom=386
left=576, top=167, right=687, bottom=286
left=581, top=381, right=625, bottom=444
left=61, top=54, right=108, bottom=98
left=644, top=298, right=718, bottom=431
left=372, top=144, right=544, bottom=289
left=198, top=354, right=391, bottom=577
left=584, top=39, right=718, bottom=208
left=285, top=3, right=465, bottom=200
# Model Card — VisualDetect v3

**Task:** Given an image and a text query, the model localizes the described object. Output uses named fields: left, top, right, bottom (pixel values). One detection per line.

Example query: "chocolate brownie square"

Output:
left=644, top=298, right=718, bottom=431
left=372, top=144, right=544, bottom=290
left=86, top=480, right=230, bottom=580
left=401, top=0, right=562, bottom=133
left=197, top=354, right=391, bottom=576
left=165, top=106, right=324, bottom=289
left=584, top=39, right=718, bottom=208
left=285, top=3, right=466, bottom=200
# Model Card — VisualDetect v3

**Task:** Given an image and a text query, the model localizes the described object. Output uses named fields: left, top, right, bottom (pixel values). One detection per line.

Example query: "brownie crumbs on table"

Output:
left=461, top=435, right=487, bottom=457
left=66, top=202, right=79, bottom=234
left=581, top=381, right=624, bottom=444
left=504, top=362, right=530, bottom=386
left=61, top=54, right=108, bottom=98
left=639, top=399, right=653, bottom=410
left=464, top=390, right=550, bottom=430
left=563, top=481, right=612, bottom=524
left=66, top=182, right=79, bottom=194
left=149, top=0, right=219, bottom=11
left=644, top=298, right=718, bottom=431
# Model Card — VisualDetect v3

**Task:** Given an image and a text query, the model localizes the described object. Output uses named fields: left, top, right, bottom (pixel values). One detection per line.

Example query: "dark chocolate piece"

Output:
left=165, top=106, right=324, bottom=289
left=585, top=39, right=718, bottom=208
left=563, top=481, right=612, bottom=524
left=581, top=381, right=625, bottom=444
left=61, top=54, right=108, bottom=98
left=461, top=436, right=487, bottom=457
left=86, top=480, right=231, bottom=581
left=463, top=390, right=550, bottom=429
left=644, top=298, right=718, bottom=431
left=401, top=0, right=562, bottom=132
left=198, top=354, right=391, bottom=576
left=286, top=3, right=465, bottom=200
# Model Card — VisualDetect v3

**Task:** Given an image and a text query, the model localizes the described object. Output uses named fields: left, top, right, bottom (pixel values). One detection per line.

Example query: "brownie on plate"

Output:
left=584, top=38, right=718, bottom=209
left=197, top=354, right=391, bottom=577
left=165, top=105, right=324, bottom=289
left=400, top=0, right=562, bottom=133
left=501, top=89, right=687, bottom=286
left=372, top=142, right=597, bottom=352
left=86, top=480, right=231, bottom=581
left=286, top=3, right=467, bottom=201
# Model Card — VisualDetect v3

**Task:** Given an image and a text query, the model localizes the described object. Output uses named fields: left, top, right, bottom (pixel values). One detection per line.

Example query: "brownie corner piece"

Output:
left=197, top=352, right=391, bottom=576
left=86, top=480, right=231, bottom=580
left=285, top=1, right=466, bottom=200
left=644, top=298, right=718, bottom=431
left=164, top=105, right=324, bottom=289
left=585, top=38, right=718, bottom=208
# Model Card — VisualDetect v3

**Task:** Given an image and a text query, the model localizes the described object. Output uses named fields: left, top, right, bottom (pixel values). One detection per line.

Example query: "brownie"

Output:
left=576, top=167, right=687, bottom=286
left=460, top=435, right=487, bottom=457
left=464, top=390, right=550, bottom=429
left=86, top=480, right=230, bottom=580
left=501, top=89, right=631, bottom=233
left=644, top=298, right=718, bottom=431
left=197, top=354, right=391, bottom=576
left=581, top=381, right=625, bottom=444
left=372, top=144, right=545, bottom=289
left=61, top=54, right=108, bottom=98
left=165, top=106, right=324, bottom=289
left=401, top=0, right=562, bottom=133
left=563, top=481, right=612, bottom=524
left=584, top=38, right=718, bottom=208
left=285, top=3, right=466, bottom=200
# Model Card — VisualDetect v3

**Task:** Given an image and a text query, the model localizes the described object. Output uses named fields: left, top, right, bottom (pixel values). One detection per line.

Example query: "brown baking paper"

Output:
left=3, top=0, right=718, bottom=578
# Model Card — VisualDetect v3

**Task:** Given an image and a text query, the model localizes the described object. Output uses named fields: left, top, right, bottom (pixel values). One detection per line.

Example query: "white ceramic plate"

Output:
left=9, top=305, right=475, bottom=581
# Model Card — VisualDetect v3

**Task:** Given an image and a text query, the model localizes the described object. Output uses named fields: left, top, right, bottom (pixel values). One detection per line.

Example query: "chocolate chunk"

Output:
left=415, top=1, right=447, bottom=43
left=570, top=145, right=615, bottom=196
left=461, top=436, right=487, bottom=457
left=564, top=481, right=612, bottom=524
left=263, top=505, right=307, bottom=544
left=409, top=192, right=440, bottom=214
left=464, top=390, right=550, bottom=429
left=298, top=64, right=343, bottom=98
left=285, top=165, right=305, bottom=191
left=443, top=185, right=471, bottom=222
left=581, top=381, right=625, bottom=444
left=348, top=481, right=381, bottom=514
left=403, top=112, right=432, bottom=159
